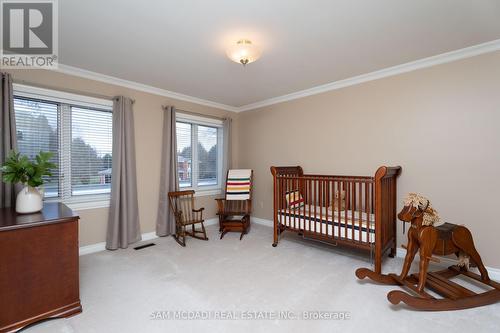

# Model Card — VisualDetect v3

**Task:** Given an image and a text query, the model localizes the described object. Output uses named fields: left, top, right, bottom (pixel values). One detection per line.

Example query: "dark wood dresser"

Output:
left=0, top=202, right=82, bottom=332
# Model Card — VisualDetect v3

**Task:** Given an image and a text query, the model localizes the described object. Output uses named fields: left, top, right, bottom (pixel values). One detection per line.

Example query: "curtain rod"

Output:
left=13, top=79, right=135, bottom=104
left=163, top=106, right=228, bottom=121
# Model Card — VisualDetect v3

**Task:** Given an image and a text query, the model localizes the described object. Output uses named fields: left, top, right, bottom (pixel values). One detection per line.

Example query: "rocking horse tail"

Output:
left=457, top=252, right=470, bottom=269
left=452, top=226, right=490, bottom=282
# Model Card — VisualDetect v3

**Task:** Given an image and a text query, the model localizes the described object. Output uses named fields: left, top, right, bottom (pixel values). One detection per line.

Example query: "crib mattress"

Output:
left=278, top=206, right=375, bottom=243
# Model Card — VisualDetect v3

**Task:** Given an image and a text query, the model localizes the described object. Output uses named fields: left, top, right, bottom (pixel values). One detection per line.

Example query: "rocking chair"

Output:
left=168, top=190, right=208, bottom=247
left=215, top=169, right=253, bottom=240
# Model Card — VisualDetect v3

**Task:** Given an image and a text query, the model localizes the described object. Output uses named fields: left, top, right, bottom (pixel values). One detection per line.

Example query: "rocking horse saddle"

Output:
left=434, top=222, right=457, bottom=240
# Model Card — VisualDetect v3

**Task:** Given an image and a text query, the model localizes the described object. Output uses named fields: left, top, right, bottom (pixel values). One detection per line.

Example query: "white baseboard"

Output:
left=251, top=217, right=273, bottom=227
left=141, top=232, right=158, bottom=242
left=79, top=218, right=219, bottom=256
left=204, top=217, right=219, bottom=226
left=396, top=248, right=500, bottom=282
left=79, top=242, right=108, bottom=256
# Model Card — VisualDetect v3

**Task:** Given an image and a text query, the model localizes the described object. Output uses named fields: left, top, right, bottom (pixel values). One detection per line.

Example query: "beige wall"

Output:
left=238, top=51, right=500, bottom=268
left=5, top=68, right=239, bottom=246
left=5, top=51, right=500, bottom=268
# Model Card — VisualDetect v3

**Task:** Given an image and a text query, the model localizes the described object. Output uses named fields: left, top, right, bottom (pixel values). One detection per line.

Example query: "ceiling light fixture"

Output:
left=226, top=39, right=261, bottom=66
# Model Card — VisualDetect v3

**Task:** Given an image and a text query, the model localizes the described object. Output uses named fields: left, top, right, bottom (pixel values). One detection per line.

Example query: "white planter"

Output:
left=16, top=186, right=43, bottom=214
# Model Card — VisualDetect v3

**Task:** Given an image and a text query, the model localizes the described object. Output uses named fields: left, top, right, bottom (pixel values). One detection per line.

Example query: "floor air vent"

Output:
left=133, top=243, right=156, bottom=250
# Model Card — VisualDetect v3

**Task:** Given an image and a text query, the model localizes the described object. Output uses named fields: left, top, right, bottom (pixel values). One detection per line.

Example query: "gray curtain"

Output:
left=106, top=96, right=141, bottom=250
left=156, top=106, right=179, bottom=236
left=0, top=72, right=17, bottom=209
left=221, top=117, right=232, bottom=190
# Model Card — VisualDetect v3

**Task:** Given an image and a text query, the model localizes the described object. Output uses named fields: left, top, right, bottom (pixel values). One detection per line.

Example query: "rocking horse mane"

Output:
left=403, top=193, right=441, bottom=226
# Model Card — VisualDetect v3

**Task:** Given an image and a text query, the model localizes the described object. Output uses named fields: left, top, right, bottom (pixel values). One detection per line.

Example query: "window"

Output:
left=71, top=107, right=112, bottom=196
left=176, top=113, right=223, bottom=194
left=13, top=84, right=113, bottom=206
left=14, top=98, right=60, bottom=197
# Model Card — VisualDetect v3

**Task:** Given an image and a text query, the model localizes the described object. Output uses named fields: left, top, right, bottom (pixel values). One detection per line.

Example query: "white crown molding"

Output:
left=54, top=64, right=239, bottom=112
left=51, top=39, right=500, bottom=113
left=237, top=38, right=500, bottom=112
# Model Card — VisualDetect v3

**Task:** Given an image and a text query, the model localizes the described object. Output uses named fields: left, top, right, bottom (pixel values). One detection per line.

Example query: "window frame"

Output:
left=176, top=112, right=223, bottom=196
left=13, top=83, right=113, bottom=210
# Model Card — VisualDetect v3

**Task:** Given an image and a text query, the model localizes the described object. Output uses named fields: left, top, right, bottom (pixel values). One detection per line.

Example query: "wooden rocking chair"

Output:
left=168, top=190, right=208, bottom=247
left=215, top=169, right=253, bottom=240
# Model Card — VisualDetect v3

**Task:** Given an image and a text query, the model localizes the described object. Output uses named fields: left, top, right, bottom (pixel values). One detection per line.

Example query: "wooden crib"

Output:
left=270, top=165, right=401, bottom=273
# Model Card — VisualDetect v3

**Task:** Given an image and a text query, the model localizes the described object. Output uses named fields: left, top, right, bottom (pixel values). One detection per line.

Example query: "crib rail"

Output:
left=271, top=165, right=401, bottom=273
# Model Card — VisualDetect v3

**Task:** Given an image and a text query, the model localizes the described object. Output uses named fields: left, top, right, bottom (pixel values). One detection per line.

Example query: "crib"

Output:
left=270, top=165, right=401, bottom=273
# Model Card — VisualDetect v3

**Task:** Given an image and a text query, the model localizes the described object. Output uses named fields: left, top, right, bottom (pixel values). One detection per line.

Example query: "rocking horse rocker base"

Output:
left=357, top=265, right=500, bottom=311
left=356, top=193, right=500, bottom=311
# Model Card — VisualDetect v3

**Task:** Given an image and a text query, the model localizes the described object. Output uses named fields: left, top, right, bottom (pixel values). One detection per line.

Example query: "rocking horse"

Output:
left=356, top=193, right=500, bottom=311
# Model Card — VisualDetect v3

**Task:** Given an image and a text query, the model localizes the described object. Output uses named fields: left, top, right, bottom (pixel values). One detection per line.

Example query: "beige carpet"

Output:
left=26, top=223, right=500, bottom=333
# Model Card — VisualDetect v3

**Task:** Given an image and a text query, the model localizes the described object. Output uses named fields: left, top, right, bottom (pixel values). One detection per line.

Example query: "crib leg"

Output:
left=374, top=250, right=382, bottom=274
left=273, top=235, right=278, bottom=247
left=272, top=221, right=283, bottom=247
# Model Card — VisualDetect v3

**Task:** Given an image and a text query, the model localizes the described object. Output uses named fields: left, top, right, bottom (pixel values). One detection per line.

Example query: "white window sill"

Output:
left=195, top=189, right=222, bottom=197
left=65, top=200, right=110, bottom=211
left=45, top=196, right=111, bottom=211
left=178, top=188, right=222, bottom=197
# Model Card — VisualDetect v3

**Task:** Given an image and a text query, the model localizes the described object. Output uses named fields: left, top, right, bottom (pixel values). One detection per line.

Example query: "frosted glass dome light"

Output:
left=226, top=39, right=261, bottom=66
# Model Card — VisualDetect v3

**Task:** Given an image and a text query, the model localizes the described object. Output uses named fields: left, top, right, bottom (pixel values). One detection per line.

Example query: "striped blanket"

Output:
left=226, top=169, right=252, bottom=200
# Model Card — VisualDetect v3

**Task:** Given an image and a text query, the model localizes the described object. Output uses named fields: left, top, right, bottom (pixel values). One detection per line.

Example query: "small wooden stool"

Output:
left=219, top=214, right=251, bottom=240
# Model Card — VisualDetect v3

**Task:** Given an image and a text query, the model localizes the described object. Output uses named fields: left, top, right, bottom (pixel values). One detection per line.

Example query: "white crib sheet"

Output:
left=278, top=205, right=375, bottom=243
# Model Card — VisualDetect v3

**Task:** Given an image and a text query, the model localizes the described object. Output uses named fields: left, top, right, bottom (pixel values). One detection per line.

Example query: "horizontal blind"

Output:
left=71, top=106, right=112, bottom=196
left=176, top=122, right=192, bottom=188
left=13, top=97, right=59, bottom=197
left=197, top=125, right=218, bottom=187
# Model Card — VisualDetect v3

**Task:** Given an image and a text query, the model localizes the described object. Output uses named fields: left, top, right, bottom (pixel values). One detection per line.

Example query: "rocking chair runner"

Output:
left=216, top=169, right=253, bottom=240
left=168, top=190, right=208, bottom=247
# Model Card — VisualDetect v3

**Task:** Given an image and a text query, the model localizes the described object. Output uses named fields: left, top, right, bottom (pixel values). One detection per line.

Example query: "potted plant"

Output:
left=1, top=151, right=56, bottom=214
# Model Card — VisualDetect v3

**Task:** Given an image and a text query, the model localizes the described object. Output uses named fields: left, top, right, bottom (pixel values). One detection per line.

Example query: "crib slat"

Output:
left=369, top=182, right=373, bottom=244
left=319, top=178, right=323, bottom=236
left=344, top=181, right=348, bottom=241
left=324, top=178, right=328, bottom=238
left=307, top=177, right=311, bottom=233
left=286, top=176, right=290, bottom=229
left=296, top=177, right=303, bottom=228
left=278, top=177, right=282, bottom=229
left=366, top=181, right=369, bottom=244
left=295, top=176, right=299, bottom=231
left=299, top=178, right=307, bottom=231
left=289, top=177, right=292, bottom=227
left=337, top=181, right=341, bottom=240
left=352, top=181, right=356, bottom=241
left=358, top=182, right=362, bottom=243
left=282, top=176, right=285, bottom=228
left=313, top=179, right=317, bottom=233
left=292, top=176, right=295, bottom=230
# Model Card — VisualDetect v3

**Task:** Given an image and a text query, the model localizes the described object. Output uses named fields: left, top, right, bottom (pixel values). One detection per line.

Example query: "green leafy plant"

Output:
left=1, top=151, right=56, bottom=188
